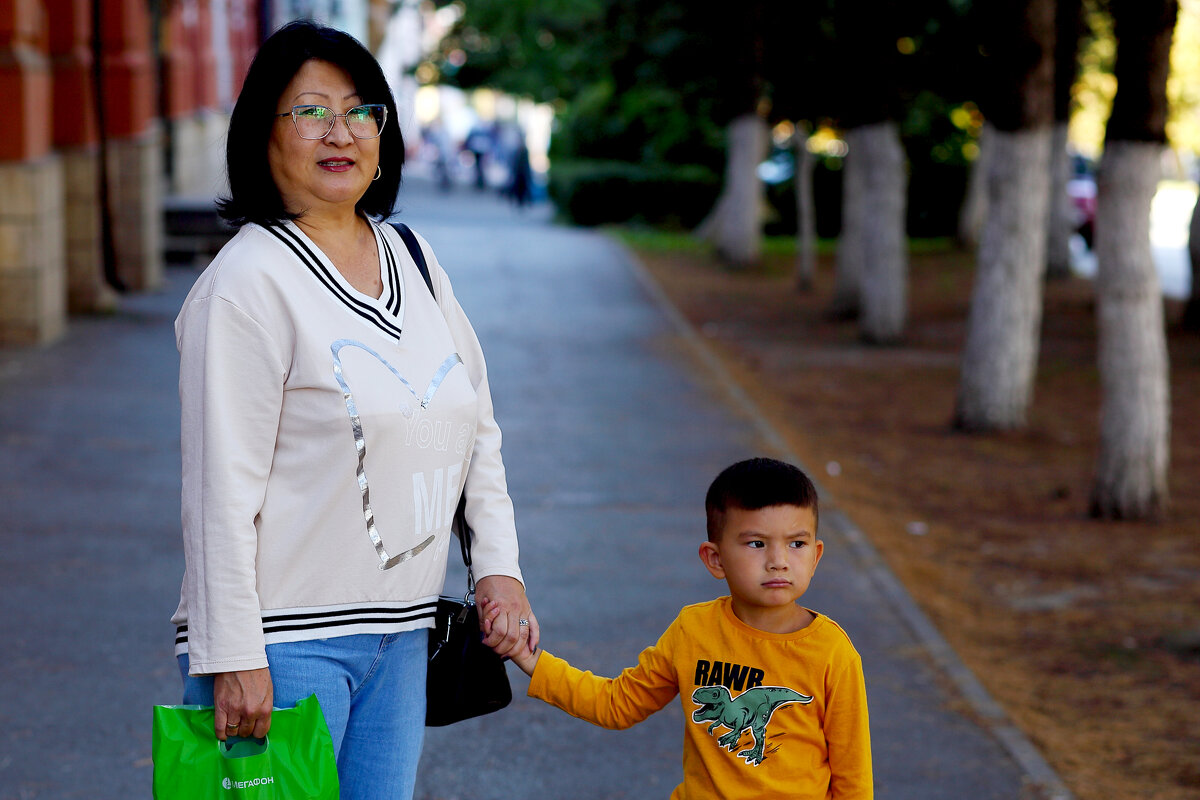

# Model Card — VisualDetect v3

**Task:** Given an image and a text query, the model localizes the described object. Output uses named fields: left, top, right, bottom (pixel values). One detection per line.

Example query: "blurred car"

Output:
left=757, top=149, right=794, bottom=185
left=1066, top=175, right=1096, bottom=248
left=1067, top=153, right=1096, bottom=248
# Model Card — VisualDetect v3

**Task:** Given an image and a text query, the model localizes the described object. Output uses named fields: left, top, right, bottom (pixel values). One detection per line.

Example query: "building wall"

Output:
left=0, top=0, right=378, bottom=347
left=49, top=0, right=114, bottom=315
left=0, top=0, right=66, bottom=344
left=0, top=157, right=65, bottom=345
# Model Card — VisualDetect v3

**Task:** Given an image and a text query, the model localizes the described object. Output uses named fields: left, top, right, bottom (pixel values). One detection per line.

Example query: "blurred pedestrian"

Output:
left=171, top=19, right=537, bottom=800
left=422, top=118, right=453, bottom=192
left=462, top=123, right=492, bottom=189
left=507, top=139, right=533, bottom=208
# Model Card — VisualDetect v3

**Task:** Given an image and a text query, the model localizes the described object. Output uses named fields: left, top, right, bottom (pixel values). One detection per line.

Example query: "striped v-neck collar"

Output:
left=263, top=220, right=406, bottom=340
left=379, top=222, right=402, bottom=315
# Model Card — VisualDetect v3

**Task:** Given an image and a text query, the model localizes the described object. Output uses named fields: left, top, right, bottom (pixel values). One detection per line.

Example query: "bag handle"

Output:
left=389, top=221, right=476, bottom=595
left=451, top=495, right=474, bottom=599
left=390, top=221, right=436, bottom=298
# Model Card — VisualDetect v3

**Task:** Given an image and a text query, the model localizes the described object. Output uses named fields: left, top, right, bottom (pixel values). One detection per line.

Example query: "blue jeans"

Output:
left=178, top=630, right=427, bottom=800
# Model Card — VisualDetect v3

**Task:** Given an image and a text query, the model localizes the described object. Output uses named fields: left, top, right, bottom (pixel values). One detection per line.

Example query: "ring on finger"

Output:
left=226, top=723, right=240, bottom=729
left=518, top=618, right=529, bottom=627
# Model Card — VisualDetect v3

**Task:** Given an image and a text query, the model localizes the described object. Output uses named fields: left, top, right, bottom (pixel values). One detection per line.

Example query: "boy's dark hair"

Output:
left=217, top=19, right=405, bottom=227
left=705, top=458, right=819, bottom=541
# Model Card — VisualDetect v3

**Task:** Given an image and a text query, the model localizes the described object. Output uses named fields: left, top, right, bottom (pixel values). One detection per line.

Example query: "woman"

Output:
left=172, top=20, right=537, bottom=798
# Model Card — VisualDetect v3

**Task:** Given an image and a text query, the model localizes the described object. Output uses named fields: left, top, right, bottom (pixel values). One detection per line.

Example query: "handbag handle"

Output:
left=390, top=221, right=435, bottom=298
left=451, top=494, right=476, bottom=600
left=390, top=220, right=478, bottom=601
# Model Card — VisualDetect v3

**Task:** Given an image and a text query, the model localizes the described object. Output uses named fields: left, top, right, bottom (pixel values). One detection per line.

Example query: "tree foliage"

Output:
left=429, top=0, right=607, bottom=104
left=426, top=0, right=1005, bottom=236
left=1072, top=0, right=1200, bottom=157
left=429, top=0, right=731, bottom=169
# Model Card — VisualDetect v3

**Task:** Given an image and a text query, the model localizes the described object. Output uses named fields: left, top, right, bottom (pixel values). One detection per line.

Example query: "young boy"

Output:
left=484, top=457, right=872, bottom=799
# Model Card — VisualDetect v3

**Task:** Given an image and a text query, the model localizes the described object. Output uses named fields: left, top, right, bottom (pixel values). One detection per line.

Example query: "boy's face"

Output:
left=699, top=504, right=823, bottom=612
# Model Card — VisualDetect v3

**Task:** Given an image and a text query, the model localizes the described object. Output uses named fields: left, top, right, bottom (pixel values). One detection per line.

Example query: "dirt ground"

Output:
left=631, top=239, right=1200, bottom=800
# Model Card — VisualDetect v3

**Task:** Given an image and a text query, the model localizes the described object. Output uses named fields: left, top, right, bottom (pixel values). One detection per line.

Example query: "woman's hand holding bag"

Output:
left=152, top=694, right=338, bottom=799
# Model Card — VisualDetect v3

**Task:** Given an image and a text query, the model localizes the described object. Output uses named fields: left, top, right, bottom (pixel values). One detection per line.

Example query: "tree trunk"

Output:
left=956, top=0, right=1054, bottom=430
left=695, top=113, right=769, bottom=267
left=793, top=127, right=817, bottom=291
left=1044, top=122, right=1075, bottom=279
left=1183, top=192, right=1200, bottom=330
left=830, top=127, right=867, bottom=318
left=954, top=128, right=1053, bottom=430
left=1089, top=0, right=1176, bottom=519
left=857, top=121, right=908, bottom=343
left=1091, top=142, right=1170, bottom=518
left=957, top=123, right=993, bottom=250
left=828, top=0, right=902, bottom=319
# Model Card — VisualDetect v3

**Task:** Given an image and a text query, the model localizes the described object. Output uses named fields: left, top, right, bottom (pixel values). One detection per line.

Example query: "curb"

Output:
left=610, top=235, right=1074, bottom=800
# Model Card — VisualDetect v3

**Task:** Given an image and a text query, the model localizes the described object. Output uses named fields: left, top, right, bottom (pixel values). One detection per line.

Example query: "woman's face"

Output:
left=268, top=58, right=380, bottom=218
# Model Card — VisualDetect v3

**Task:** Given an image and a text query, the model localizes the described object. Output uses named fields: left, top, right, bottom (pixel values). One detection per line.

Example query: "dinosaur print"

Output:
left=691, top=685, right=813, bottom=765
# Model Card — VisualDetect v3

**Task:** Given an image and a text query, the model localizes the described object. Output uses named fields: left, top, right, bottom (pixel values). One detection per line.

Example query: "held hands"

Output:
left=475, top=574, right=539, bottom=662
left=481, top=597, right=541, bottom=676
left=213, top=667, right=273, bottom=741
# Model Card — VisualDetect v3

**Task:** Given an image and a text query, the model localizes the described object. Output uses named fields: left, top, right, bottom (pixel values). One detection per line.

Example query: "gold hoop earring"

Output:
left=373, top=166, right=382, bottom=182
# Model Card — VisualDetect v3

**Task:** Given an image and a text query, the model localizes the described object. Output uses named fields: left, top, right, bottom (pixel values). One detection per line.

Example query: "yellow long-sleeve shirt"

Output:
left=527, top=596, right=872, bottom=799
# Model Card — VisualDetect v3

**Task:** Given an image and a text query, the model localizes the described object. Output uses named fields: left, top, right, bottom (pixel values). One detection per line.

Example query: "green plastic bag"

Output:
left=152, top=694, right=339, bottom=799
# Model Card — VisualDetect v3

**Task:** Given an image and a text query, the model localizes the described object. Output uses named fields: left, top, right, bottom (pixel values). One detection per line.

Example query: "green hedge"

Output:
left=547, top=160, right=721, bottom=228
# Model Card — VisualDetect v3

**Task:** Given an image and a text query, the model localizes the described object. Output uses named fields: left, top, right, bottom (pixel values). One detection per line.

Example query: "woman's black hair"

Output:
left=217, top=19, right=404, bottom=227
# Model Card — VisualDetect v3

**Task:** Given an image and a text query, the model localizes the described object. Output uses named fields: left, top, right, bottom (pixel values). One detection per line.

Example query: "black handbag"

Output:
left=388, top=221, right=513, bottom=727
left=425, top=496, right=513, bottom=727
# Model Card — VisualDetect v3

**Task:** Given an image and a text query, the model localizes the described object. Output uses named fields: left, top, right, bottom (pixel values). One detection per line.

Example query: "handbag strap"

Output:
left=390, top=221, right=476, bottom=591
left=390, top=221, right=436, bottom=298
left=451, top=494, right=474, bottom=596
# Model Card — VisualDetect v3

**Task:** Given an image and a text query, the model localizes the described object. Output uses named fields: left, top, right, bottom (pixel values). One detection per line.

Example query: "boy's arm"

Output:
left=508, top=638, right=541, bottom=675
left=484, top=600, right=680, bottom=730
left=826, top=653, right=874, bottom=799
left=529, top=648, right=678, bottom=730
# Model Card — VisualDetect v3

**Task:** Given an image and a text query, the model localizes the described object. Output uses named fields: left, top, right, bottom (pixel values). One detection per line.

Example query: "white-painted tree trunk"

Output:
left=1091, top=141, right=1170, bottom=518
left=957, top=122, right=994, bottom=250
left=696, top=113, right=769, bottom=267
left=955, top=127, right=1053, bottom=430
left=794, top=129, right=817, bottom=291
left=830, top=127, right=868, bottom=318
left=1045, top=122, right=1074, bottom=279
left=857, top=121, right=908, bottom=343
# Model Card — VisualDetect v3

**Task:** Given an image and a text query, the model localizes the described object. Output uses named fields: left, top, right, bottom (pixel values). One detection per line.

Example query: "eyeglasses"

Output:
left=275, top=104, right=388, bottom=140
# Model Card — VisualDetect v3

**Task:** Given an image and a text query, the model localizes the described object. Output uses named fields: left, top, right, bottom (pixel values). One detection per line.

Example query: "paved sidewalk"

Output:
left=0, top=175, right=1069, bottom=798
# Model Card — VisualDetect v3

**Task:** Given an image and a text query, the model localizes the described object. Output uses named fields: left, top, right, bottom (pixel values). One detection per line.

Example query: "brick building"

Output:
left=0, top=0, right=383, bottom=346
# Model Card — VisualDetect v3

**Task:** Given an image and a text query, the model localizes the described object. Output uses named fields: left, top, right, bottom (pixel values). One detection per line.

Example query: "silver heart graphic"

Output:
left=331, top=338, right=464, bottom=570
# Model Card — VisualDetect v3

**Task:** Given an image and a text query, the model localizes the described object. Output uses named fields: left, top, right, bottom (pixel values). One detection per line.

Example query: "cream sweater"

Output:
left=173, top=219, right=521, bottom=675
